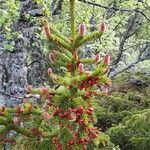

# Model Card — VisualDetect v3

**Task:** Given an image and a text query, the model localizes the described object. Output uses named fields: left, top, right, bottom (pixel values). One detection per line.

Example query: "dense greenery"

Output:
left=108, top=109, right=150, bottom=150
left=0, top=0, right=20, bottom=51
left=96, top=73, right=150, bottom=149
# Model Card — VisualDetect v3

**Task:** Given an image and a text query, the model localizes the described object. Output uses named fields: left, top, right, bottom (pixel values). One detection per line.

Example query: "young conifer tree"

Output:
left=0, top=0, right=111, bottom=149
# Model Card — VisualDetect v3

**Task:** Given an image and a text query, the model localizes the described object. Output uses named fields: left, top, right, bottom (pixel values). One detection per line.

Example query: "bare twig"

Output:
left=0, top=91, right=23, bottom=100
left=27, top=60, right=39, bottom=67
left=110, top=60, right=139, bottom=78
left=52, top=0, right=64, bottom=16
left=110, top=42, right=150, bottom=78
left=51, top=0, right=57, bottom=13
left=138, top=42, right=150, bottom=61
left=78, top=0, right=150, bottom=21
left=112, top=12, right=140, bottom=66
left=123, top=43, right=147, bottom=51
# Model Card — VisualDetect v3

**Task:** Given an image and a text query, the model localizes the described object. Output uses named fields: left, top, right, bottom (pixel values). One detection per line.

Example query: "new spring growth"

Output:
left=104, top=54, right=111, bottom=65
left=95, top=53, right=100, bottom=63
left=42, top=112, right=51, bottom=121
left=48, top=68, right=53, bottom=76
left=13, top=117, right=20, bottom=126
left=27, top=85, right=33, bottom=93
left=105, top=80, right=111, bottom=87
left=43, top=22, right=51, bottom=37
left=79, top=23, right=87, bottom=37
left=99, top=22, right=107, bottom=33
left=78, top=63, right=84, bottom=73
left=49, top=52, right=56, bottom=64
left=102, top=87, right=108, bottom=96
left=0, top=106, right=5, bottom=116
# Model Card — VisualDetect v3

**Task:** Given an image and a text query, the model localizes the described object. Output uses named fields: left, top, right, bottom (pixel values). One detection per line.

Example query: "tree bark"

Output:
left=27, top=26, right=45, bottom=87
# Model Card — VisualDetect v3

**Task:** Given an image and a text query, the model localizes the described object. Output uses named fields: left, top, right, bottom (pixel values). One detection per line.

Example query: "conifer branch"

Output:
left=80, top=58, right=95, bottom=64
left=61, top=48, right=72, bottom=58
left=73, top=31, right=103, bottom=49
left=54, top=60, right=67, bottom=67
left=12, top=126, right=34, bottom=138
left=0, top=117, right=5, bottom=125
left=71, top=34, right=83, bottom=49
left=53, top=51, right=72, bottom=62
left=31, top=88, right=62, bottom=95
left=0, top=127, right=7, bottom=136
left=49, top=24, right=71, bottom=44
left=68, top=64, right=106, bottom=84
left=49, top=34, right=71, bottom=50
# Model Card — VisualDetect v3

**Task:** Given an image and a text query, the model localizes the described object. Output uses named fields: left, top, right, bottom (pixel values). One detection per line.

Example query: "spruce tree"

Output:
left=0, top=1, right=111, bottom=149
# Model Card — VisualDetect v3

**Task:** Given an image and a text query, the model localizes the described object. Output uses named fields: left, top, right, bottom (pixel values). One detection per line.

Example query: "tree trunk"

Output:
left=27, top=26, right=45, bottom=87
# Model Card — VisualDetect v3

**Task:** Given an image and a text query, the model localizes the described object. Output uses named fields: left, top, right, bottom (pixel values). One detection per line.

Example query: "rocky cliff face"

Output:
left=0, top=0, right=45, bottom=107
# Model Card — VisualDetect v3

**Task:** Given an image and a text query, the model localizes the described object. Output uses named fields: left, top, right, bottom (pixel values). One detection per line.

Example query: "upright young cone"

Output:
left=95, top=54, right=100, bottom=63
left=27, top=85, right=33, bottom=93
left=102, top=87, right=108, bottom=96
left=43, top=23, right=51, bottom=37
left=42, top=112, right=51, bottom=121
left=78, top=63, right=84, bottom=73
left=49, top=52, right=56, bottom=64
left=48, top=68, right=53, bottom=76
left=79, top=23, right=87, bottom=37
left=16, top=106, right=24, bottom=114
left=13, top=117, right=20, bottom=126
left=99, top=22, right=107, bottom=33
left=104, top=54, right=110, bottom=65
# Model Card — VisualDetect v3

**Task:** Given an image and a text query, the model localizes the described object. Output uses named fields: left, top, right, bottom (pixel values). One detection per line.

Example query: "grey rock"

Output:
left=28, top=9, right=43, bottom=16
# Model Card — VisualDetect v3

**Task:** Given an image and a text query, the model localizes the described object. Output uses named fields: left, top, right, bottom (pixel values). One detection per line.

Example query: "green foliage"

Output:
left=98, top=132, right=120, bottom=150
left=94, top=72, right=150, bottom=149
left=95, top=71, right=150, bottom=132
left=0, top=0, right=20, bottom=51
left=107, top=109, right=150, bottom=150
left=96, top=87, right=150, bottom=129
left=33, top=0, right=51, bottom=16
